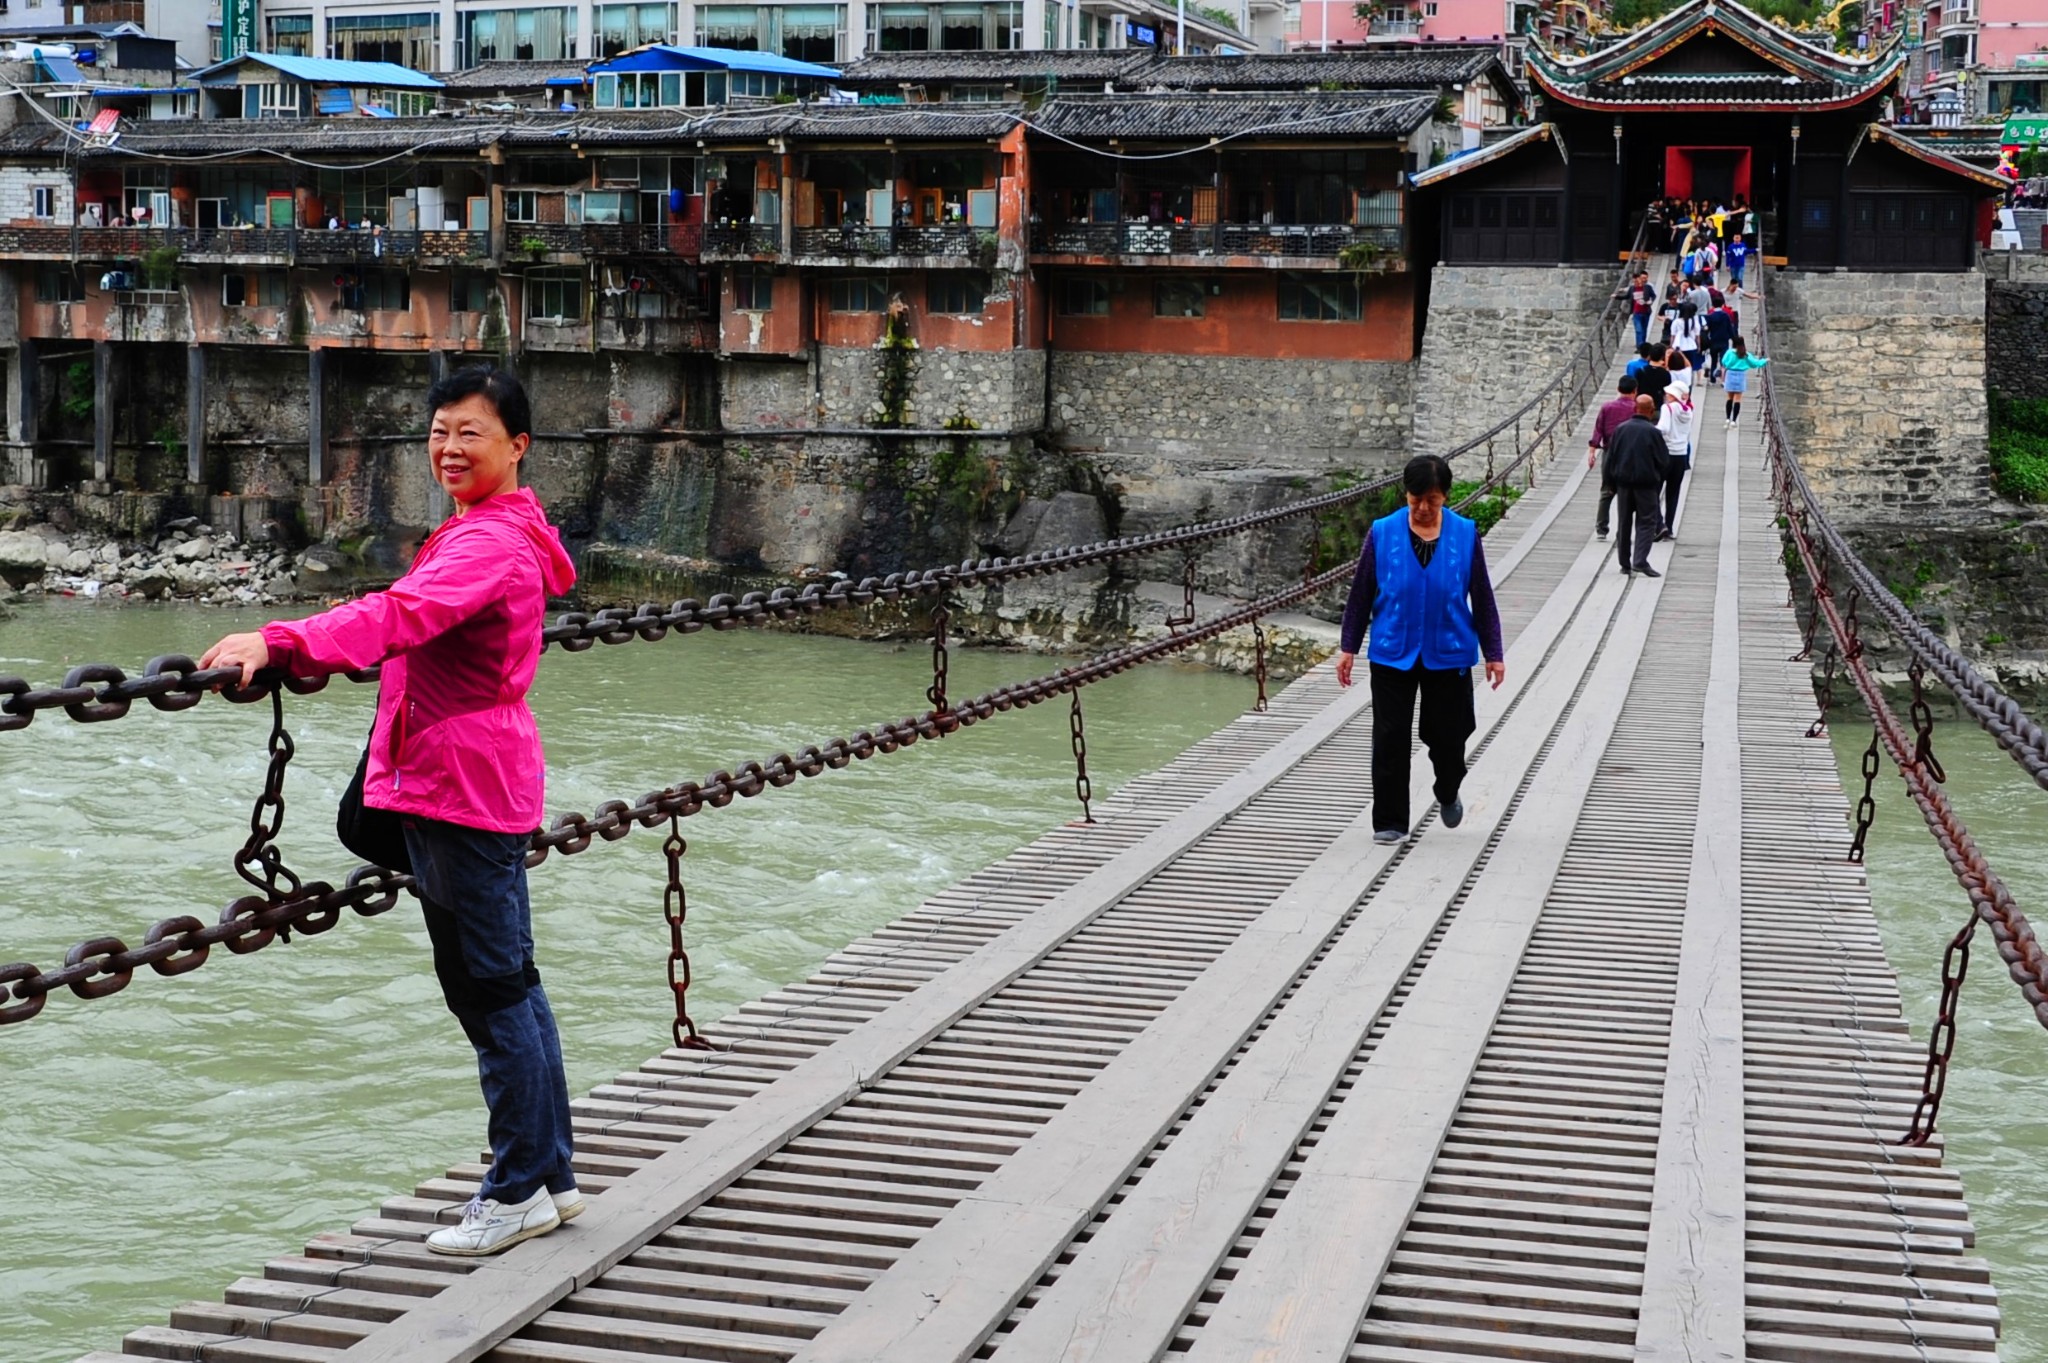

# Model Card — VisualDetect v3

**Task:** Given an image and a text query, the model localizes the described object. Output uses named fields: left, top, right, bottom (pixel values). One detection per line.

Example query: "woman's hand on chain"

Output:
left=200, top=631, right=271, bottom=687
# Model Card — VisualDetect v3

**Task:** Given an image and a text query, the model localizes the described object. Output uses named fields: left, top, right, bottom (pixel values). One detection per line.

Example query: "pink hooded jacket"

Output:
left=260, top=487, right=577, bottom=834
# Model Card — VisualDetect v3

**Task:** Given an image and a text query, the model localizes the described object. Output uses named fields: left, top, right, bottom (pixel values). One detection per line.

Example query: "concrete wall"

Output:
left=1410, top=263, right=1614, bottom=456
left=1768, top=270, right=1990, bottom=520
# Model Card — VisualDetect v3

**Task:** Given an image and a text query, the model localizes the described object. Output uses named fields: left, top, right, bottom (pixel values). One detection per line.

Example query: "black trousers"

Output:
left=1369, top=661, right=1477, bottom=835
left=1661, top=456, right=1689, bottom=533
left=1613, top=482, right=1660, bottom=571
left=1596, top=475, right=1615, bottom=536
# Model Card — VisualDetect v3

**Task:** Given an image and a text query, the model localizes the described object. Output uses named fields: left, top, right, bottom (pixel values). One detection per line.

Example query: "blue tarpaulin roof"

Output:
left=315, top=87, right=355, bottom=114
left=194, top=51, right=443, bottom=89
left=589, top=45, right=840, bottom=79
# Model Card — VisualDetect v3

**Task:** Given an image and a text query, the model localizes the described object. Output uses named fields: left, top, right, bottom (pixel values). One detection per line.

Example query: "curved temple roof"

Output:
left=1527, top=0, right=1902, bottom=112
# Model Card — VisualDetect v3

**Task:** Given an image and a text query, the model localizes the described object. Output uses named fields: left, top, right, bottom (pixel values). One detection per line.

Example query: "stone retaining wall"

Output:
left=1411, top=264, right=1614, bottom=457
left=1767, top=269, right=1990, bottom=519
left=1988, top=278, right=2048, bottom=403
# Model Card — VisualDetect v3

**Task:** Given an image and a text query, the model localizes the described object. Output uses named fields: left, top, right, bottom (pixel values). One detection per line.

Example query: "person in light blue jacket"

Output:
left=1721, top=334, right=1769, bottom=427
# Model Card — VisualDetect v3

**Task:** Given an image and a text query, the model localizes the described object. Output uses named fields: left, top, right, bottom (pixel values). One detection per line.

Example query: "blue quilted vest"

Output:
left=1366, top=508, right=1480, bottom=672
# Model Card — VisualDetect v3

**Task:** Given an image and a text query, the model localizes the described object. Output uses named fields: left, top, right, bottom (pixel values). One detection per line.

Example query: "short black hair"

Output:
left=1402, top=454, right=1453, bottom=499
left=1617, top=375, right=1637, bottom=394
left=426, top=365, right=533, bottom=443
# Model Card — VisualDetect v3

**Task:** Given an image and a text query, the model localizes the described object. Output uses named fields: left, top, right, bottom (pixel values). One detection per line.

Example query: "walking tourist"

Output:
left=1726, top=233, right=1750, bottom=290
left=1336, top=455, right=1506, bottom=845
left=1603, top=394, right=1669, bottom=577
left=1589, top=373, right=1639, bottom=539
left=1670, top=303, right=1706, bottom=380
left=1656, top=378, right=1692, bottom=541
left=1721, top=334, right=1768, bottom=426
left=199, top=367, right=583, bottom=1259
left=1703, top=296, right=1736, bottom=385
left=1635, top=341, right=1672, bottom=410
left=1659, top=269, right=1685, bottom=344
left=1626, top=270, right=1655, bottom=348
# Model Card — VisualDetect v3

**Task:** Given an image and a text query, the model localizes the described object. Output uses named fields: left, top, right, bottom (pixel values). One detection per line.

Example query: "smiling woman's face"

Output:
left=429, top=393, right=528, bottom=509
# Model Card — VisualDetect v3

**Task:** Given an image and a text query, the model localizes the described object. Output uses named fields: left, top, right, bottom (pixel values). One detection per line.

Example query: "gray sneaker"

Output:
left=1373, top=827, right=1407, bottom=845
left=1440, top=798, right=1464, bottom=829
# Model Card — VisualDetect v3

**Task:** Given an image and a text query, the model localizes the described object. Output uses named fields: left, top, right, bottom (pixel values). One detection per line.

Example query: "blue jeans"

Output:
left=405, top=817, right=575, bottom=1206
left=1632, top=312, right=1649, bottom=347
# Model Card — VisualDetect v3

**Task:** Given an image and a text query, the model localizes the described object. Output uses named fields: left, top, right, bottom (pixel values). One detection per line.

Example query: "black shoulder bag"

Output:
left=337, top=724, right=412, bottom=872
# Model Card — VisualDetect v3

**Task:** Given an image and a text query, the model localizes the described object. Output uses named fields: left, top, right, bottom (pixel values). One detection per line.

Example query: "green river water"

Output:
left=2, top=598, right=2043, bottom=1361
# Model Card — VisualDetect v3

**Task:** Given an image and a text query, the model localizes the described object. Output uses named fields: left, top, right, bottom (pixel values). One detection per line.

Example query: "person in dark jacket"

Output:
left=1336, top=455, right=1506, bottom=845
left=1588, top=374, right=1638, bottom=540
left=1604, top=394, right=1669, bottom=578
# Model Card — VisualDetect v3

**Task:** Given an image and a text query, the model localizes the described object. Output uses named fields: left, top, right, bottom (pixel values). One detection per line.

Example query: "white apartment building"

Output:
left=221, top=0, right=1263, bottom=71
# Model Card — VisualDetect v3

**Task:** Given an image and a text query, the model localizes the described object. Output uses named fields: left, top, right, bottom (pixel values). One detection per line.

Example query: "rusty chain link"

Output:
left=1167, top=552, right=1197, bottom=632
left=1068, top=683, right=1095, bottom=825
left=1251, top=622, right=1271, bottom=714
left=1908, top=658, right=1947, bottom=785
left=231, top=689, right=304, bottom=919
left=661, top=818, right=713, bottom=1052
left=1848, top=728, right=1880, bottom=866
left=1759, top=291, right=2048, bottom=1146
left=928, top=599, right=952, bottom=715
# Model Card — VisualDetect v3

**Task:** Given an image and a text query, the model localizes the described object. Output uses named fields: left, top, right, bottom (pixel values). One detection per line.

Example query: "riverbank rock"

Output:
left=0, top=530, right=47, bottom=588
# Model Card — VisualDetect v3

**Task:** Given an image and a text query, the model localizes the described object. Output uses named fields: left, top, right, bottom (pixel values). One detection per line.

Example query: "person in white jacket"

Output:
left=1654, top=380, right=1692, bottom=542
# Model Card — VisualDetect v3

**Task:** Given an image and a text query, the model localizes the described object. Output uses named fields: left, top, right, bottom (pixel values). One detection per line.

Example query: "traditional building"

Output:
left=1413, top=0, right=2004, bottom=270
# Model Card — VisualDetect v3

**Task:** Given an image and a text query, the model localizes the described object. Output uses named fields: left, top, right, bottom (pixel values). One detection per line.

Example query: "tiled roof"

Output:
left=1138, top=48, right=1501, bottom=91
left=1030, top=91, right=1438, bottom=140
left=437, top=61, right=588, bottom=90
left=1531, top=0, right=1902, bottom=101
left=836, top=50, right=1153, bottom=86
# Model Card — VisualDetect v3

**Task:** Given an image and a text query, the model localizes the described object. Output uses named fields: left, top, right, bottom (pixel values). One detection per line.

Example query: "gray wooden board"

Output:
left=788, top=533, right=1628, bottom=1363
left=1630, top=409, right=1747, bottom=1363
left=1176, top=516, right=1674, bottom=1363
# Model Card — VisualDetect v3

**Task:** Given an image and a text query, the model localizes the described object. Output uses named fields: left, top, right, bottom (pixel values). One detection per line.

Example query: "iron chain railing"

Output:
left=1757, top=287, right=2048, bottom=1145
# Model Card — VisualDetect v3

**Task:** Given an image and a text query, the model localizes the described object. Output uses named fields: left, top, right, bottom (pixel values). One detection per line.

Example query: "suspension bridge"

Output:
left=6, top=256, right=2045, bottom=1363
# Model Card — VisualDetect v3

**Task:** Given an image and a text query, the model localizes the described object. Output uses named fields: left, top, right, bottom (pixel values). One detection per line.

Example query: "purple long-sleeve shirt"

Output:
left=1338, top=530, right=1504, bottom=664
left=1589, top=394, right=1637, bottom=452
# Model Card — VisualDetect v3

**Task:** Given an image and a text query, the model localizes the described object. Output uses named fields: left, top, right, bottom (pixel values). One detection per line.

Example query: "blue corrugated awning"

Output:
left=544, top=76, right=587, bottom=86
left=360, top=103, right=397, bottom=118
left=193, top=51, right=442, bottom=89
left=91, top=84, right=198, bottom=95
left=316, top=87, right=355, bottom=114
left=589, top=44, right=839, bottom=79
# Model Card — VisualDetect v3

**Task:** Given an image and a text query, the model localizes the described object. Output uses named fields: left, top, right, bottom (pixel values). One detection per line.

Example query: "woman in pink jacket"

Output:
left=202, top=367, right=580, bottom=1258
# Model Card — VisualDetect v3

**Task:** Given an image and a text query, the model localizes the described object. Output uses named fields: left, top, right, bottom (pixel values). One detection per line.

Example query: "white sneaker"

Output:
left=425, top=1188, right=561, bottom=1257
left=552, top=1186, right=585, bottom=1222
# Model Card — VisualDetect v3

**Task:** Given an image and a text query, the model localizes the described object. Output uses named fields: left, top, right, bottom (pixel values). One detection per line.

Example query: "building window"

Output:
left=528, top=269, right=586, bottom=321
left=780, top=5, right=843, bottom=62
left=329, top=12, right=440, bottom=68
left=31, top=185, right=55, bottom=219
left=593, top=71, right=687, bottom=108
left=504, top=190, right=539, bottom=224
left=255, top=81, right=304, bottom=117
left=266, top=14, right=314, bottom=55
left=927, top=272, right=987, bottom=315
left=1059, top=278, right=1110, bottom=316
left=696, top=4, right=761, bottom=47
left=459, top=7, right=575, bottom=65
left=223, top=271, right=289, bottom=307
left=35, top=268, right=83, bottom=303
left=1277, top=275, right=1361, bottom=322
left=828, top=276, right=889, bottom=312
left=1155, top=279, right=1207, bottom=318
left=1424, top=1, right=1438, bottom=13
left=869, top=1, right=1020, bottom=50
left=597, top=2, right=679, bottom=56
left=450, top=272, right=495, bottom=312
left=340, top=271, right=411, bottom=311
left=734, top=268, right=775, bottom=311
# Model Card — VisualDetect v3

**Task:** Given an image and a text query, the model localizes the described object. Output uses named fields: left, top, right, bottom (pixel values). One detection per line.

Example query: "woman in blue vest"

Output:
left=1336, top=455, right=1506, bottom=844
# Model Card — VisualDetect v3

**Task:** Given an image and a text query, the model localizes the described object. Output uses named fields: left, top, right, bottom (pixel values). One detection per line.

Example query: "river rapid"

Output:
left=3, top=598, right=2045, bottom=1361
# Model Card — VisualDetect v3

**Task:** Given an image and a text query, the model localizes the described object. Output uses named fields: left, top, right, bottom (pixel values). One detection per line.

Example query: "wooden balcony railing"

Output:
left=789, top=224, right=984, bottom=260
left=1031, top=220, right=1406, bottom=260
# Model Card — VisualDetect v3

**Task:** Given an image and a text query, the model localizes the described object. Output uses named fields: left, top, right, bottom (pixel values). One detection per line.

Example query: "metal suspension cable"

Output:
left=0, top=216, right=1651, bottom=735
left=1756, top=290, right=2048, bottom=1145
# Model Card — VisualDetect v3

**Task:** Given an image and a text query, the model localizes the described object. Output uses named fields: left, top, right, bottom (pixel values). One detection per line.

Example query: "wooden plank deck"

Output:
left=75, top=296, right=1999, bottom=1363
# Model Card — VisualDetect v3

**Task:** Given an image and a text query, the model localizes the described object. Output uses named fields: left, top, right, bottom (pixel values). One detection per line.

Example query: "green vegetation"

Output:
left=141, top=244, right=180, bottom=289
left=1608, top=0, right=1856, bottom=45
left=873, top=305, right=918, bottom=429
left=1989, top=390, right=2048, bottom=504
left=151, top=418, right=184, bottom=462
left=1196, top=4, right=1240, bottom=31
left=1450, top=479, right=1525, bottom=537
left=61, top=360, right=93, bottom=424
